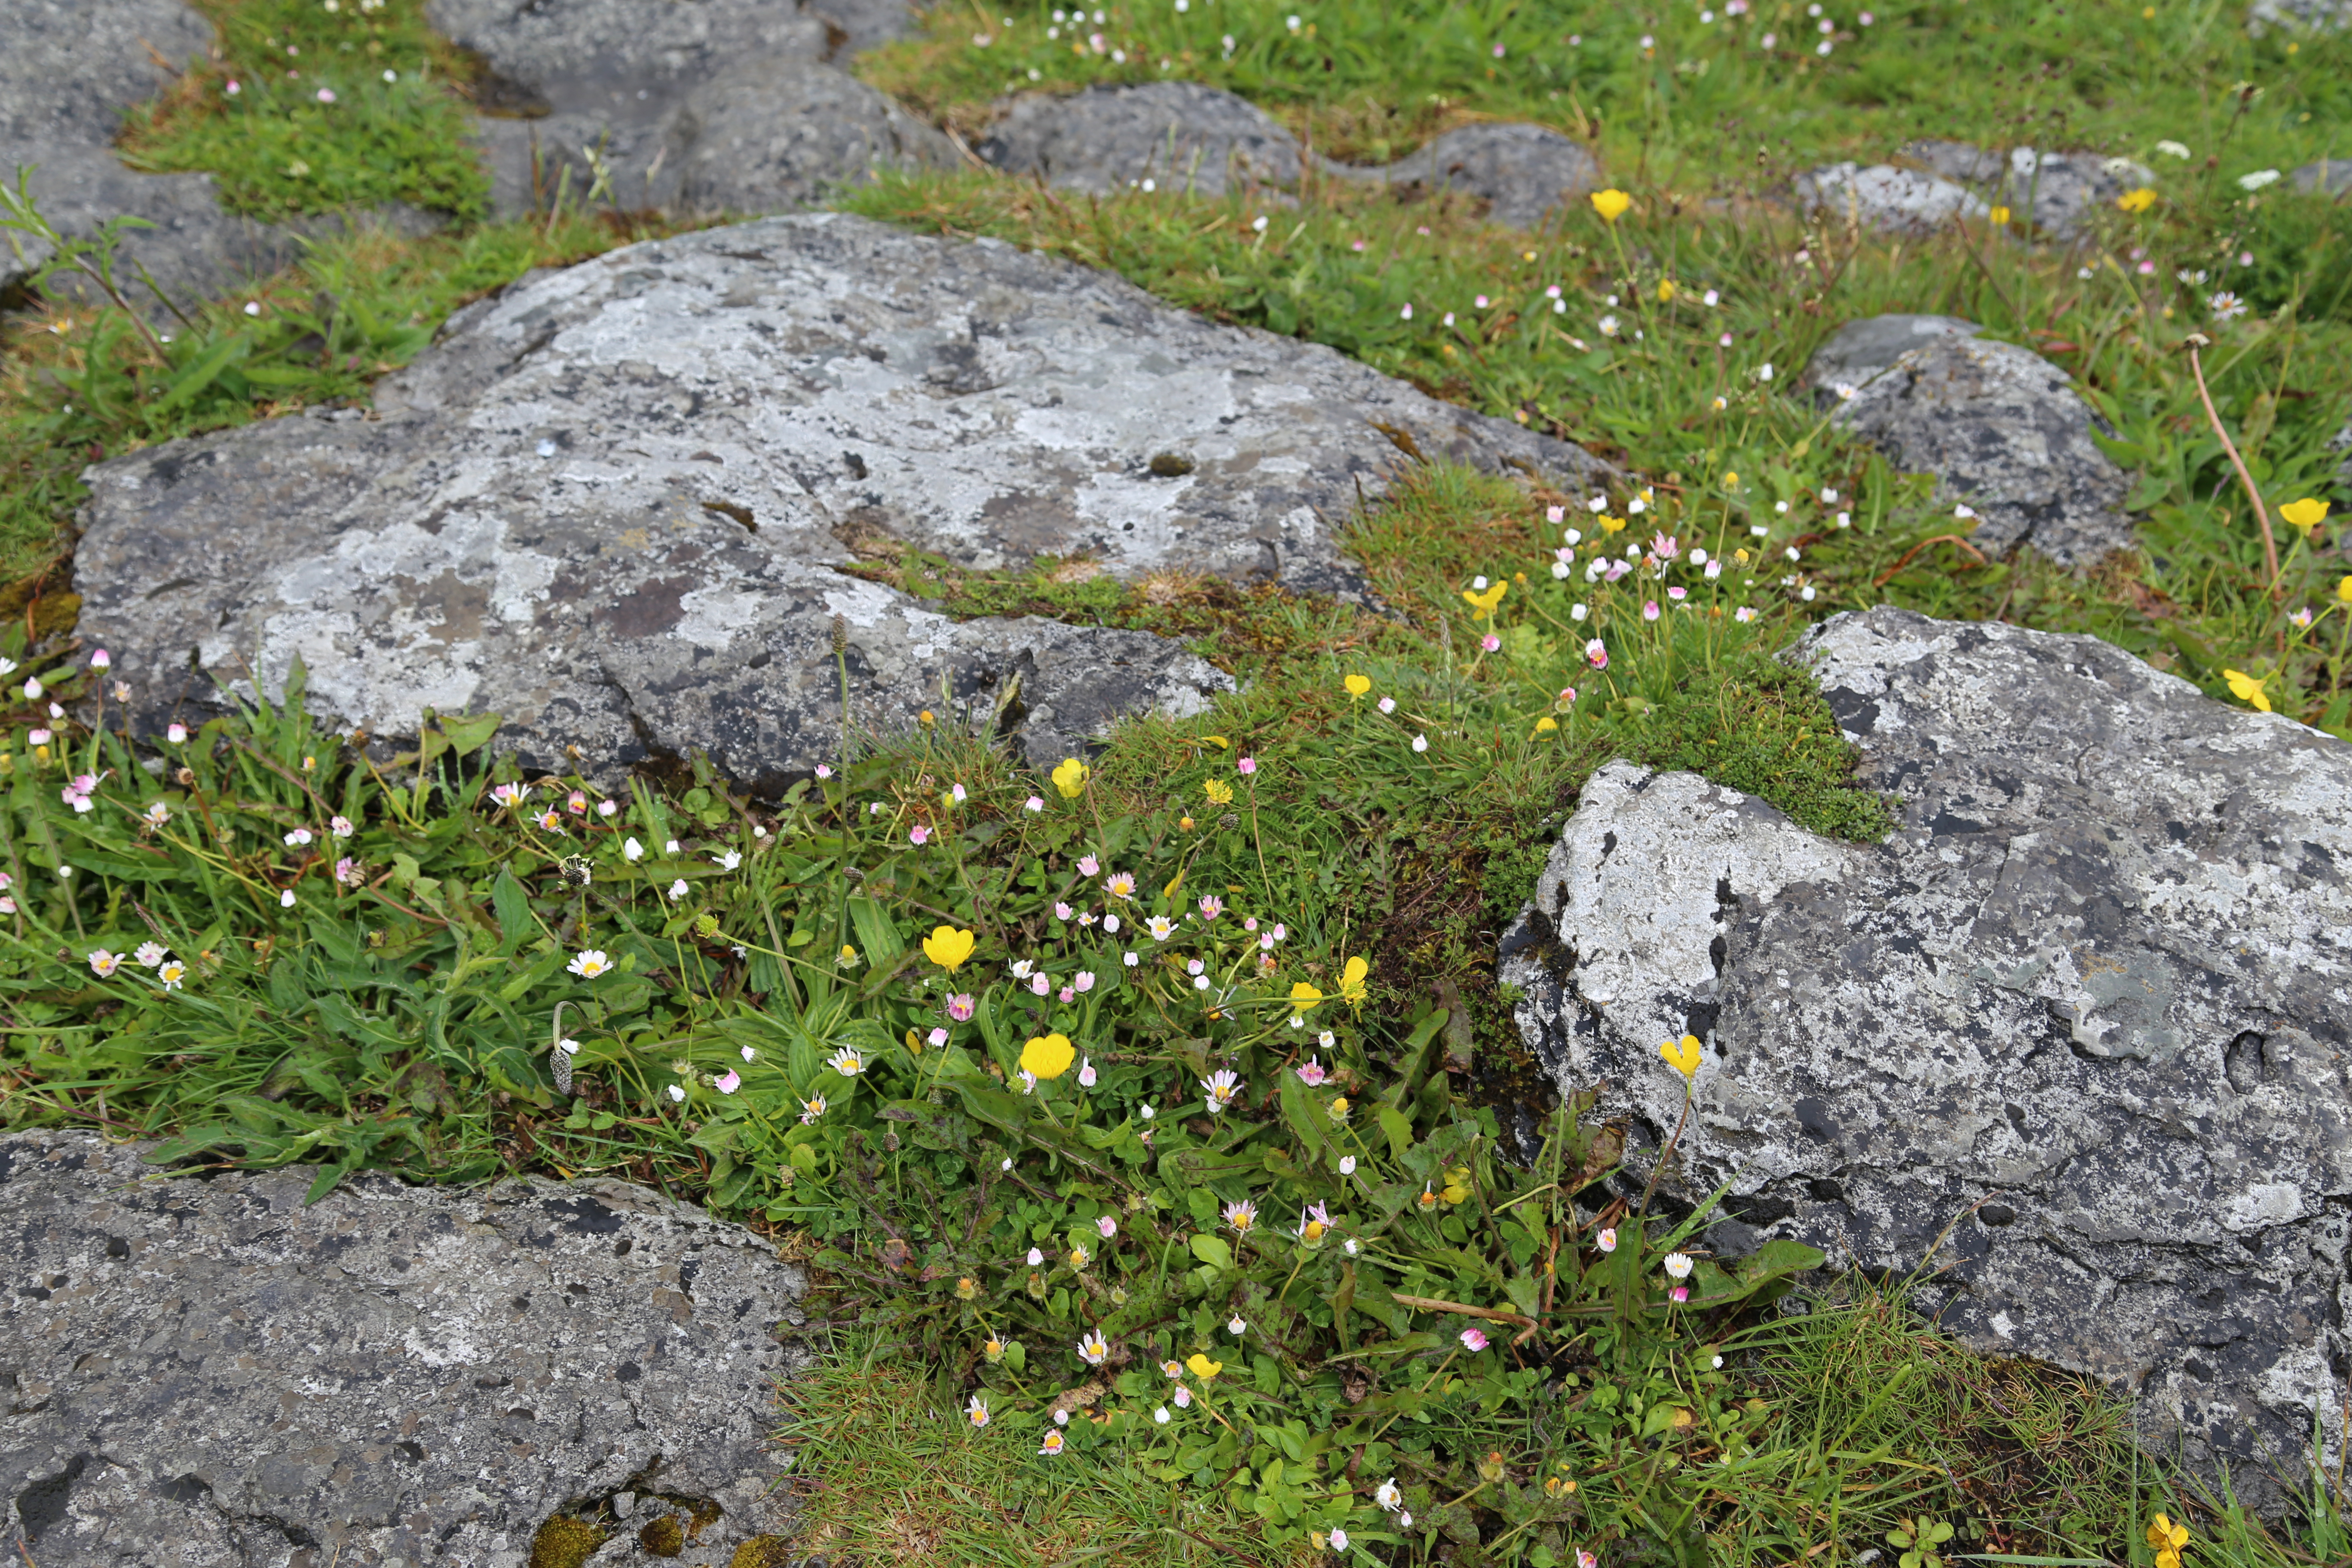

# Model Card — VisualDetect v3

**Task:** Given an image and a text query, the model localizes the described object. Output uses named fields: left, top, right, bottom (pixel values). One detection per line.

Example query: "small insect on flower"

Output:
left=827, top=1045, right=866, bottom=1077
left=1078, top=1329, right=1110, bottom=1365
left=1203, top=1069, right=1242, bottom=1113
left=1223, top=1198, right=1259, bottom=1234
left=568, top=949, right=612, bottom=979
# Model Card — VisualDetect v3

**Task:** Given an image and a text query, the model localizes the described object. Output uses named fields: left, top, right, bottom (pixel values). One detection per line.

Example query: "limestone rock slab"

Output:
left=1817, top=325, right=2134, bottom=563
left=1, top=0, right=296, bottom=313
left=1325, top=122, right=1603, bottom=229
left=0, top=1130, right=807, bottom=1567
left=1902, top=141, right=2153, bottom=241
left=1797, top=312, right=1981, bottom=401
left=426, top=0, right=950, bottom=220
left=1793, top=161, right=1988, bottom=236
left=976, top=81, right=1309, bottom=197
left=1500, top=607, right=2352, bottom=1516
left=2296, top=159, right=2352, bottom=196
left=75, top=214, right=1594, bottom=782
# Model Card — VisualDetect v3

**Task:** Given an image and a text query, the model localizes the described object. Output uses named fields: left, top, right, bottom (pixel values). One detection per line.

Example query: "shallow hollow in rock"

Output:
left=74, top=213, right=1595, bottom=784
left=1500, top=606, right=2352, bottom=1517
left=0, top=1131, right=807, bottom=1568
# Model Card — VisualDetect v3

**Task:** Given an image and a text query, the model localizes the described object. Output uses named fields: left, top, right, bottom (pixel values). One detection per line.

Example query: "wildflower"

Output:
left=88, top=949, right=121, bottom=978
left=2147, top=1513, right=2190, bottom=1568
left=966, top=1394, right=991, bottom=1428
left=1376, top=1478, right=1404, bottom=1511
left=1076, top=853, right=1100, bottom=877
left=1204, top=777, right=1234, bottom=805
left=1597, top=1227, right=1618, bottom=1253
left=827, top=1045, right=866, bottom=1077
left=1011, top=959, right=1035, bottom=980
left=336, top=857, right=363, bottom=887
left=1105, top=870, right=1136, bottom=899
left=1329, top=1096, right=1350, bottom=1124
left=1290, top=981, right=1326, bottom=1017
left=1660, top=1033, right=1704, bottom=1078
left=167, top=724, right=188, bottom=744
left=1095, top=1212, right=1116, bottom=1239
left=1185, top=1353, right=1222, bottom=1379
left=1237, top=756, right=1257, bottom=775
left=799, top=1093, right=827, bottom=1124
left=1411, top=733, right=1428, bottom=753
left=1460, top=1327, right=1490, bottom=1352
left=567, top=948, right=612, bottom=979
left=1734, top=606, right=1757, bottom=623
left=2209, top=290, right=2247, bottom=322
left=279, top=888, right=297, bottom=908
left=2239, top=168, right=2281, bottom=191
left=134, top=942, right=166, bottom=968
left=910, top=824, right=930, bottom=845
left=1338, top=1154, right=1358, bottom=1176
left=715, top=1070, right=741, bottom=1094
left=1296, top=1056, right=1328, bottom=1086
left=1030, top=1247, right=1047, bottom=1266
left=1591, top=188, right=1632, bottom=223
left=1377, top=695, right=1396, bottom=714
left=2293, top=607, right=2314, bottom=629
left=1296, top=1202, right=1332, bottom=1243
left=329, top=815, right=355, bottom=837
left=1038, top=1429, right=1065, bottom=1455
left=1147, top=915, right=1176, bottom=940
left=1074, top=971, right=1095, bottom=992
left=1344, top=673, right=1372, bottom=698
left=1020, top=1032, right=1077, bottom=1078
left=2117, top=187, right=2156, bottom=212
left=1078, top=1329, right=1110, bottom=1364
left=22, top=677, right=40, bottom=701
left=911, top=926, right=980, bottom=979
left=2223, top=668, right=2272, bottom=713
left=1025, top=795, right=1044, bottom=812
left=284, top=828, right=313, bottom=847
left=668, top=879, right=689, bottom=899
left=839, top=943, right=860, bottom=966
left=30, top=729, right=51, bottom=746
left=1051, top=757, right=1088, bottom=798
left=1329, top=1530, right=1351, bottom=1552
left=2281, top=497, right=2330, bottom=536
left=1203, top=1069, right=1242, bottom=1113
left=1124, top=950, right=1139, bottom=966
left=1584, top=637, right=1609, bottom=670
left=1199, top=894, right=1224, bottom=920
left=1664, top=1251, right=1695, bottom=1280
left=1337, top=956, right=1369, bottom=1007
left=158, top=960, right=187, bottom=991
left=1154, top=1405, right=1170, bottom=1424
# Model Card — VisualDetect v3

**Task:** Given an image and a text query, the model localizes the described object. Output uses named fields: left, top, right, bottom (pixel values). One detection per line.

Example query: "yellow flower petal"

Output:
left=1590, top=188, right=1631, bottom=223
left=2221, top=668, right=2272, bottom=713
left=1660, top=1033, right=1704, bottom=1078
left=2280, top=496, right=2330, bottom=533
left=922, top=925, right=976, bottom=972
left=1344, top=673, right=1372, bottom=698
left=1051, top=757, right=1089, bottom=798
left=1020, top=1032, right=1076, bottom=1079
left=1185, top=1353, right=1223, bottom=1379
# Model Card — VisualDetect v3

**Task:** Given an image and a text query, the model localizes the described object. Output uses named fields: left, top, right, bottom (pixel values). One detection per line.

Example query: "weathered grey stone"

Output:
left=2, top=0, right=297, bottom=314
left=1819, top=325, right=2134, bottom=563
left=427, top=0, right=949, bottom=220
left=0, top=1130, right=806, bottom=1567
left=2296, top=159, right=2352, bottom=196
left=1798, top=312, right=1981, bottom=401
left=1792, top=161, right=1988, bottom=236
left=2329, top=420, right=2352, bottom=487
left=1501, top=607, right=2352, bottom=1518
left=2249, top=0, right=2352, bottom=34
left=75, top=214, right=1595, bottom=784
left=1324, top=122, right=1603, bottom=229
left=977, top=81, right=1308, bottom=197
left=1901, top=141, right=2153, bottom=241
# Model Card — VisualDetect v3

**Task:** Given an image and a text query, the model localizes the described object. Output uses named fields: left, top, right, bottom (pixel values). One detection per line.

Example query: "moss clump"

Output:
left=729, top=1538, right=793, bottom=1568
left=526, top=1515, right=606, bottom=1568
left=637, top=1513, right=686, bottom=1556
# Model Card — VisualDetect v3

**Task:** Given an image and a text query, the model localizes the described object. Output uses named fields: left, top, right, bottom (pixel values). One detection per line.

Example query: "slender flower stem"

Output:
left=2186, top=339, right=2282, bottom=596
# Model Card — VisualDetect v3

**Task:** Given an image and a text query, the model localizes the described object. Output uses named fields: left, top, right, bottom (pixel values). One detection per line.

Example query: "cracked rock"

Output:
left=1811, top=319, right=2135, bottom=564
left=1500, top=606, right=2352, bottom=1518
left=976, top=81, right=1310, bottom=197
left=1900, top=141, right=2154, bottom=241
left=1792, top=161, right=1989, bottom=236
left=1323, top=122, right=1604, bottom=229
left=1, top=1130, right=806, bottom=1567
left=426, top=0, right=950, bottom=220
left=75, top=213, right=1595, bottom=783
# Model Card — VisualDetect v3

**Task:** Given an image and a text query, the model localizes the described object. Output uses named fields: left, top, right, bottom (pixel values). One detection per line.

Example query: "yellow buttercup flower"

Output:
left=2222, top=668, right=2272, bottom=713
left=1461, top=581, right=1508, bottom=620
left=1051, top=757, right=1088, bottom=799
left=1337, top=956, right=1369, bottom=1007
left=1591, top=188, right=1631, bottom=223
left=1344, top=673, right=1372, bottom=699
left=1533, top=716, right=1559, bottom=735
left=2338, top=574, right=2352, bottom=603
left=1185, top=1353, right=1223, bottom=1379
left=1989, top=205, right=2012, bottom=225
left=1289, top=980, right=1326, bottom=1014
left=2280, top=497, right=2330, bottom=536
left=2146, top=1512, right=2189, bottom=1568
left=922, top=925, right=976, bottom=972
left=1020, top=1032, right=1077, bottom=1079
left=1660, top=1033, right=1704, bottom=1078
left=1657, top=279, right=1677, bottom=302
left=2118, top=187, right=2157, bottom=213
left=1599, top=514, right=1627, bottom=533
left=1204, top=778, right=1234, bottom=805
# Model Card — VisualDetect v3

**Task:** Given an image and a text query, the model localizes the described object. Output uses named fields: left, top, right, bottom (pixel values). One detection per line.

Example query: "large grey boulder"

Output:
left=1797, top=312, right=1980, bottom=401
left=1902, top=141, right=2152, bottom=241
left=2249, top=0, right=2352, bottom=33
left=1812, top=320, right=2134, bottom=563
left=426, top=0, right=952, bottom=220
left=977, top=81, right=1308, bottom=197
left=1794, top=162, right=1987, bottom=236
left=2297, top=159, right=2352, bottom=196
left=2, top=0, right=295, bottom=312
left=1, top=1130, right=807, bottom=1567
left=1500, top=607, right=2352, bottom=1518
left=1325, top=122, right=1603, bottom=229
left=75, top=214, right=1596, bottom=784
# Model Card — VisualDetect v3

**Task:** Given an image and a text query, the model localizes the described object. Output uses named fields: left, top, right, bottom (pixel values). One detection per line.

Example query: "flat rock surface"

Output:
left=426, top=0, right=949, bottom=220
left=2297, top=159, right=2352, bottom=195
left=976, top=81, right=1309, bottom=197
left=1798, top=312, right=1981, bottom=399
left=1793, top=161, right=1988, bottom=236
left=1902, top=141, right=2151, bottom=240
left=2, top=0, right=297, bottom=312
left=1, top=1130, right=807, bottom=1567
left=1818, top=325, right=2133, bottom=563
left=76, top=213, right=1593, bottom=782
left=1500, top=607, right=2352, bottom=1517
left=1326, top=122, right=1602, bottom=229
